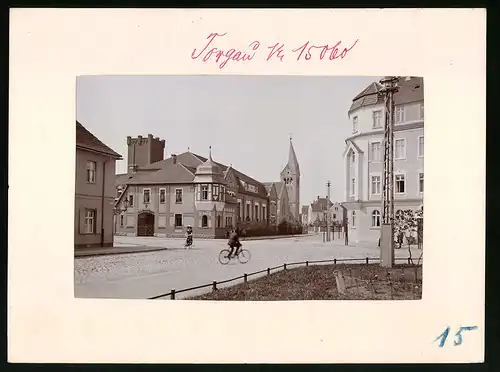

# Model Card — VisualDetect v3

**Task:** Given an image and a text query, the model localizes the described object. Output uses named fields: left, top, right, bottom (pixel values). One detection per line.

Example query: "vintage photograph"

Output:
left=74, top=75, right=424, bottom=300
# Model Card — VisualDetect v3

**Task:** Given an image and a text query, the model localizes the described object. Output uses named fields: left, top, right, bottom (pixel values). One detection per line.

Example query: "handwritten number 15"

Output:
left=435, top=326, right=478, bottom=347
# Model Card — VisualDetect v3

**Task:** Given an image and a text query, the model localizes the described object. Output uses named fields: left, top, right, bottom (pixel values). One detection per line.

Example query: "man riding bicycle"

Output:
left=227, top=228, right=242, bottom=259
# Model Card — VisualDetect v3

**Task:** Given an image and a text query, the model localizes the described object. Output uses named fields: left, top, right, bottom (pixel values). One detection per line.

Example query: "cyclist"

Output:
left=227, top=229, right=241, bottom=258
left=185, top=225, right=193, bottom=248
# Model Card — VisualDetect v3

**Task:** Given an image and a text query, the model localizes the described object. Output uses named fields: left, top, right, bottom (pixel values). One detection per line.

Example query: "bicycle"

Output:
left=218, top=246, right=251, bottom=265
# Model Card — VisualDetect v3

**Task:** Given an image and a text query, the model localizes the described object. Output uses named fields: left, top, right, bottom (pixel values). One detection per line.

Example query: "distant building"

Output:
left=114, top=136, right=301, bottom=238
left=329, top=202, right=348, bottom=225
left=342, top=76, right=424, bottom=244
left=307, top=196, right=334, bottom=231
left=75, top=121, right=122, bottom=248
left=301, top=205, right=309, bottom=226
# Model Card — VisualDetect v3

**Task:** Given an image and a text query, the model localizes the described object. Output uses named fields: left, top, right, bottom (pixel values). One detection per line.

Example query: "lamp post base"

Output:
left=380, top=223, right=394, bottom=268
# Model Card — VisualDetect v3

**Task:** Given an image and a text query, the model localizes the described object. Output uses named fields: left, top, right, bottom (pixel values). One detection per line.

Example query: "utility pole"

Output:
left=326, top=180, right=331, bottom=242
left=379, top=76, right=399, bottom=268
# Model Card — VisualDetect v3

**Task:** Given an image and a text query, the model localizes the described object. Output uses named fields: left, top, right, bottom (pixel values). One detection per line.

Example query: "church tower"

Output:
left=280, top=137, right=301, bottom=221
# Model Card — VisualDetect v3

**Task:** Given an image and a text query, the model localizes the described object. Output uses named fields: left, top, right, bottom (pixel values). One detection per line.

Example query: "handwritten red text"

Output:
left=291, top=39, right=359, bottom=61
left=191, top=32, right=260, bottom=69
left=267, top=43, right=285, bottom=62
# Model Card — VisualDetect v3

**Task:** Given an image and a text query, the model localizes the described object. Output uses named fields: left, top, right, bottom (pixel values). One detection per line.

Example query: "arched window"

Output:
left=202, top=215, right=208, bottom=228
left=372, top=210, right=381, bottom=227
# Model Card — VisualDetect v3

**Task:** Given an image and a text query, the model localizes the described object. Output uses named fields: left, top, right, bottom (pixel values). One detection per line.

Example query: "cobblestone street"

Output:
left=74, top=234, right=421, bottom=299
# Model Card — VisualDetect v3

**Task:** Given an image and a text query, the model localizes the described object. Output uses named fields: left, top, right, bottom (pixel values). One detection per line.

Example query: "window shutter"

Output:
left=196, top=185, right=200, bottom=201
left=208, top=217, right=212, bottom=228
left=198, top=216, right=202, bottom=228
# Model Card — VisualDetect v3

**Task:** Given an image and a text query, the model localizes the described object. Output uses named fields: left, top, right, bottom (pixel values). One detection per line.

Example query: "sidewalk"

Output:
left=75, top=245, right=169, bottom=258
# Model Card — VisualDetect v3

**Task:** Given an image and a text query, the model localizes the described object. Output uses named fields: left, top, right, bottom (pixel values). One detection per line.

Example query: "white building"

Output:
left=342, top=77, right=424, bottom=244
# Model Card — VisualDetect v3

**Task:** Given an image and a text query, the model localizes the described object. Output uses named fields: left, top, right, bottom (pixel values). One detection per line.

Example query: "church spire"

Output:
left=287, top=137, right=300, bottom=176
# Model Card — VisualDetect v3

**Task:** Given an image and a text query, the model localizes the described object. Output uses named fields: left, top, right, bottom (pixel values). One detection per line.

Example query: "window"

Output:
left=418, top=136, right=424, bottom=157
left=175, top=214, right=182, bottom=228
left=175, top=189, right=182, bottom=203
left=371, top=175, right=381, bottom=195
left=84, top=209, right=96, bottom=233
left=217, top=215, right=221, bottom=228
left=143, top=189, right=151, bottom=203
left=225, top=216, right=232, bottom=227
left=86, top=161, right=96, bottom=183
left=371, top=210, right=381, bottom=227
left=420, top=104, right=424, bottom=120
left=263, top=206, right=266, bottom=220
left=351, top=178, right=356, bottom=197
left=373, top=110, right=382, bottom=128
left=371, top=142, right=382, bottom=162
left=128, top=194, right=134, bottom=207
left=213, top=184, right=219, bottom=201
left=350, top=152, right=356, bottom=165
left=159, top=189, right=166, bottom=204
left=255, top=205, right=259, bottom=221
left=395, top=174, right=406, bottom=194
left=395, top=139, right=406, bottom=159
left=246, top=203, right=250, bottom=219
left=333, top=213, right=337, bottom=219
left=202, top=215, right=208, bottom=228
left=352, top=116, right=358, bottom=133
left=419, top=172, right=424, bottom=193
left=396, top=106, right=404, bottom=123
left=201, top=185, right=208, bottom=200
left=352, top=211, right=356, bottom=226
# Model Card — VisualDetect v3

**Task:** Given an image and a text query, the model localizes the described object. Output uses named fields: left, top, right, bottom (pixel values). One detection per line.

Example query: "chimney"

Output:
left=172, top=154, right=177, bottom=164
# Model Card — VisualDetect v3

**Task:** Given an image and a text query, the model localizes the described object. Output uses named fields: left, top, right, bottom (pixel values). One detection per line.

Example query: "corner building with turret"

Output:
left=114, top=137, right=301, bottom=238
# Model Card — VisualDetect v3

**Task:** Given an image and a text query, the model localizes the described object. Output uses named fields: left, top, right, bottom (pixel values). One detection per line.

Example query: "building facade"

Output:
left=115, top=136, right=300, bottom=238
left=342, top=77, right=424, bottom=244
left=75, top=121, right=122, bottom=248
left=330, top=202, right=348, bottom=225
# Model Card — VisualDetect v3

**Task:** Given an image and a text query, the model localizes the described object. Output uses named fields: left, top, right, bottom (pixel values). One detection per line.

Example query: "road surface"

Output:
left=74, top=234, right=421, bottom=299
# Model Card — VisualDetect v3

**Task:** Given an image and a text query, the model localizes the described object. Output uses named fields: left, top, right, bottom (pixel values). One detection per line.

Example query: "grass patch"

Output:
left=187, top=264, right=422, bottom=301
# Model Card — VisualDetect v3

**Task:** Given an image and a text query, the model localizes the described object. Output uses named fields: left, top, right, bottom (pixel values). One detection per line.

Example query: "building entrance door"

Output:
left=137, top=212, right=155, bottom=236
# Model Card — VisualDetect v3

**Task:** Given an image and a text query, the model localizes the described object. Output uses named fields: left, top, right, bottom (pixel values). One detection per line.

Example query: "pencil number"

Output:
left=435, top=326, right=478, bottom=348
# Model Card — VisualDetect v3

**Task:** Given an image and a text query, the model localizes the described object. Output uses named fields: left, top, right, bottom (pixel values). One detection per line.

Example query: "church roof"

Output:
left=282, top=140, right=300, bottom=176
left=76, top=121, right=122, bottom=158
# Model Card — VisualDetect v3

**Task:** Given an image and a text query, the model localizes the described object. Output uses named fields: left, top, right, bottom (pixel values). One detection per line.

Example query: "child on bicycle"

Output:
left=227, top=229, right=241, bottom=258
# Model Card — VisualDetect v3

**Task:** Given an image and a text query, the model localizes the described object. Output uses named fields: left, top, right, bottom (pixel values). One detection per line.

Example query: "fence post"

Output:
left=170, top=289, right=175, bottom=300
left=267, top=268, right=270, bottom=276
left=284, top=263, right=287, bottom=270
left=244, top=273, right=248, bottom=283
left=212, top=281, right=217, bottom=292
left=306, top=261, right=309, bottom=267
left=334, top=258, right=337, bottom=265
left=407, top=257, right=411, bottom=265
left=366, top=257, right=369, bottom=265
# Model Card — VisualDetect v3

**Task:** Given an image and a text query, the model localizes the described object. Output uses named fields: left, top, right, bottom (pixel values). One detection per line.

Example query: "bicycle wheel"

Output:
left=218, top=249, right=231, bottom=265
left=237, top=249, right=251, bottom=264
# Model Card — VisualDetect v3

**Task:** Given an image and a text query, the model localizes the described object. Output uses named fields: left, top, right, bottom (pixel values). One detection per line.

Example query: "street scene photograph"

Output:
left=74, top=75, right=424, bottom=300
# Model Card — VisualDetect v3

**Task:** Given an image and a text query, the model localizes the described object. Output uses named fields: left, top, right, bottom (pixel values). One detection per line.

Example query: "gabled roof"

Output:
left=76, top=121, right=122, bottom=158
left=125, top=162, right=196, bottom=185
left=342, top=139, right=364, bottom=156
left=122, top=151, right=268, bottom=198
left=310, top=197, right=333, bottom=212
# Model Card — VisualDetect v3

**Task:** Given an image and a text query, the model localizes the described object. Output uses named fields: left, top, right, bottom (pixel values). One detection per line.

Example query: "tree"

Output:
left=394, top=208, right=423, bottom=264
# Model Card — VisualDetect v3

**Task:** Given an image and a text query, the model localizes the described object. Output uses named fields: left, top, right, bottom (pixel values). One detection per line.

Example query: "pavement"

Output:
left=74, top=234, right=422, bottom=300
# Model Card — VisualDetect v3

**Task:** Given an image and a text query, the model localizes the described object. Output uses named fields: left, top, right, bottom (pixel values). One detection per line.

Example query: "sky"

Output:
left=76, top=75, right=381, bottom=205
